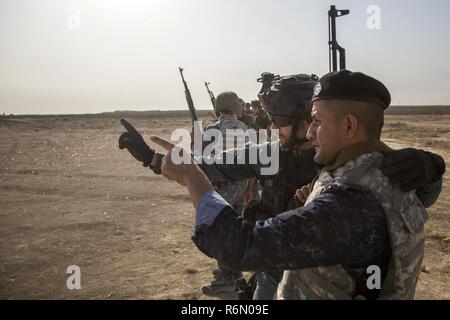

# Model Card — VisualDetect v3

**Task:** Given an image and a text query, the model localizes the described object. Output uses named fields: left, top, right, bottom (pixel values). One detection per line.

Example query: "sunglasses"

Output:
left=268, top=114, right=294, bottom=127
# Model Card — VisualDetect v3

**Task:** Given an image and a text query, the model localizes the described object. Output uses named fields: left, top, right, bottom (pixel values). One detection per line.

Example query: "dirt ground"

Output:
left=0, top=113, right=449, bottom=300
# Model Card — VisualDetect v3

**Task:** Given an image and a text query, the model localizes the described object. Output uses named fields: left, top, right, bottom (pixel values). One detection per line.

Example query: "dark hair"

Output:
left=331, top=101, right=384, bottom=139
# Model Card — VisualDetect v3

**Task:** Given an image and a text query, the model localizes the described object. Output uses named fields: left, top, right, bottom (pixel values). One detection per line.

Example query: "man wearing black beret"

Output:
left=310, top=70, right=445, bottom=202
left=312, top=70, right=392, bottom=107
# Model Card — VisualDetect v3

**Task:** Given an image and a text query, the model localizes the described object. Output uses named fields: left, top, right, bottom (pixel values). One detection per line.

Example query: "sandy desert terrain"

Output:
left=0, top=111, right=449, bottom=299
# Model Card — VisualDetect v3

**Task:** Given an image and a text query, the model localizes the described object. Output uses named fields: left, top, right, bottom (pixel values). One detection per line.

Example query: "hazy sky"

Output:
left=1, top=0, right=450, bottom=114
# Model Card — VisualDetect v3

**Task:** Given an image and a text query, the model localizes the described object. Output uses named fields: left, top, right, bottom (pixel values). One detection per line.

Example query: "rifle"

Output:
left=328, top=5, right=350, bottom=71
left=178, top=67, right=198, bottom=128
left=204, top=81, right=218, bottom=120
left=204, top=81, right=216, bottom=108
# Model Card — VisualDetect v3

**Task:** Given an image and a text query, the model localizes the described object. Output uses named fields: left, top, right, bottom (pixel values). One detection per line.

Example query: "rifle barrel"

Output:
left=328, top=5, right=350, bottom=71
left=178, top=67, right=198, bottom=123
left=204, top=81, right=216, bottom=108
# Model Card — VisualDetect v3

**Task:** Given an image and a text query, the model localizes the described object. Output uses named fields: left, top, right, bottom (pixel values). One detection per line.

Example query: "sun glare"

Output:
left=90, top=0, right=168, bottom=17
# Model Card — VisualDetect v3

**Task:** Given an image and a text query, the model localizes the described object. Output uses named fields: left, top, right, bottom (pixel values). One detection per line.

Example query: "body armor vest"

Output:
left=276, top=151, right=427, bottom=300
left=259, top=147, right=317, bottom=217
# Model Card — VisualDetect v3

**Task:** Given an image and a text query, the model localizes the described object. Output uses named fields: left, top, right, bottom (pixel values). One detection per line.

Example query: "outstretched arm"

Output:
left=149, top=135, right=214, bottom=208
left=194, top=182, right=389, bottom=272
left=118, top=119, right=275, bottom=182
left=151, top=143, right=265, bottom=182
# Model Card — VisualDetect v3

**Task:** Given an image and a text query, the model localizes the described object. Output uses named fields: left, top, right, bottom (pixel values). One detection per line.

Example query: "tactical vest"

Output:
left=276, top=151, right=427, bottom=300
left=260, top=147, right=317, bottom=217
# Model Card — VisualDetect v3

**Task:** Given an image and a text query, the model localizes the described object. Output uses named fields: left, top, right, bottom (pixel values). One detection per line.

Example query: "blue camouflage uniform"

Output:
left=193, top=180, right=390, bottom=299
left=190, top=140, right=432, bottom=299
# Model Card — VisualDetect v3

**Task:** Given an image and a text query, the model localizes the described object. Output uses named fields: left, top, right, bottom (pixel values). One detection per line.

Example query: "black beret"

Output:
left=311, top=70, right=391, bottom=109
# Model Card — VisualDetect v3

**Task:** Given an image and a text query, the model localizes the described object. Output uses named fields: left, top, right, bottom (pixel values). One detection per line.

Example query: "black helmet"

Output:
left=258, top=74, right=318, bottom=120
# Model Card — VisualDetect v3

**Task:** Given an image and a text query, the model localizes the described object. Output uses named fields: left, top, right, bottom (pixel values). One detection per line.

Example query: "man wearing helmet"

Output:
left=197, top=91, right=248, bottom=294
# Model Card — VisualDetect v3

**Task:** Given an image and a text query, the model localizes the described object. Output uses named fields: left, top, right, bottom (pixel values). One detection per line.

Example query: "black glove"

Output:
left=242, top=199, right=271, bottom=222
left=118, top=119, right=155, bottom=167
left=380, top=148, right=445, bottom=192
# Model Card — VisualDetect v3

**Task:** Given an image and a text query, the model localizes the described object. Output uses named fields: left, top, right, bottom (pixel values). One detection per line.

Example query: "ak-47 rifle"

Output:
left=204, top=81, right=218, bottom=120
left=178, top=67, right=198, bottom=129
left=328, top=5, right=350, bottom=71
left=204, top=81, right=216, bottom=108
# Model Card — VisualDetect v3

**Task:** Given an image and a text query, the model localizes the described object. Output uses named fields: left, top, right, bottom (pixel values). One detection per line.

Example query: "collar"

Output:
left=218, top=114, right=237, bottom=121
left=321, top=140, right=392, bottom=173
left=308, top=140, right=392, bottom=191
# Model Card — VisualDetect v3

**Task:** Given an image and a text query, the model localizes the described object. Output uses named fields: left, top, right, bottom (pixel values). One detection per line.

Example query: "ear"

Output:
left=343, top=114, right=358, bottom=138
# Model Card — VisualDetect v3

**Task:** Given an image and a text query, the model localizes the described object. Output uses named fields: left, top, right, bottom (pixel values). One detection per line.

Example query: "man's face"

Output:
left=296, top=119, right=311, bottom=140
left=271, top=122, right=292, bottom=145
left=307, top=100, right=346, bottom=165
left=270, top=116, right=310, bottom=146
